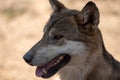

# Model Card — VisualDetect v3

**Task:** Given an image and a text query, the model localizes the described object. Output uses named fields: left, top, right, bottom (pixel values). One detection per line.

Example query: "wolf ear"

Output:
left=49, top=0, right=66, bottom=12
left=76, top=1, right=100, bottom=26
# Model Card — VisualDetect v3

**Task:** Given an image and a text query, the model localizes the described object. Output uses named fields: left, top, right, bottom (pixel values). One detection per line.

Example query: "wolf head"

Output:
left=23, top=0, right=102, bottom=78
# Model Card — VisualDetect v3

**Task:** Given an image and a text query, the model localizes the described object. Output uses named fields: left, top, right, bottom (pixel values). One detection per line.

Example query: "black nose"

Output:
left=23, top=53, right=33, bottom=63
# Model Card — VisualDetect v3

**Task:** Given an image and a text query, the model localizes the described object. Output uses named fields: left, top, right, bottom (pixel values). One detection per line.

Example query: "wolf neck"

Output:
left=56, top=46, right=120, bottom=80
left=58, top=59, right=111, bottom=80
left=57, top=48, right=112, bottom=80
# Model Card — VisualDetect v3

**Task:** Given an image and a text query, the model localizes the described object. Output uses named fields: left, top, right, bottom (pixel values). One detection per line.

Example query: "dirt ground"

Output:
left=0, top=0, right=120, bottom=80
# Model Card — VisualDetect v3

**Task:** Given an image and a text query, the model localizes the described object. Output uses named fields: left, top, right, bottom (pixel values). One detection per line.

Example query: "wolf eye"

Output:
left=53, top=35, right=63, bottom=40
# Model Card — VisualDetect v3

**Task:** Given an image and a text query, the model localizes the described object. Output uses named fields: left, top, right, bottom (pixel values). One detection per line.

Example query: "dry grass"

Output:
left=0, top=0, right=120, bottom=80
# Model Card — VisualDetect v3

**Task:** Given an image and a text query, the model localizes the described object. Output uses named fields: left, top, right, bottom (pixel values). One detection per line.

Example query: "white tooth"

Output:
left=55, top=60, right=59, bottom=65
left=57, top=60, right=60, bottom=63
left=51, top=56, right=64, bottom=67
left=42, top=68, right=47, bottom=74
left=54, top=62, right=57, bottom=65
left=59, top=56, right=64, bottom=60
left=52, top=63, right=55, bottom=66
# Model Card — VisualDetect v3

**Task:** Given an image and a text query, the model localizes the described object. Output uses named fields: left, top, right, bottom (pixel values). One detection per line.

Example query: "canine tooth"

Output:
left=42, top=68, right=47, bottom=74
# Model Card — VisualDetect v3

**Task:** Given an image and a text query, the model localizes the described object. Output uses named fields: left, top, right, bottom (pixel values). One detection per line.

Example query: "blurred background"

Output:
left=0, top=0, right=120, bottom=80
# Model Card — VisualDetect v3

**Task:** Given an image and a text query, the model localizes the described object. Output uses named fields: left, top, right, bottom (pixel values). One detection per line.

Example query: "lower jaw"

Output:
left=36, top=54, right=71, bottom=78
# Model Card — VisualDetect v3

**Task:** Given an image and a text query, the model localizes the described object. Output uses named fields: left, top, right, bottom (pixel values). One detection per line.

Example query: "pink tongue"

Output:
left=35, top=63, right=52, bottom=77
left=35, top=66, right=44, bottom=77
left=35, top=57, right=59, bottom=77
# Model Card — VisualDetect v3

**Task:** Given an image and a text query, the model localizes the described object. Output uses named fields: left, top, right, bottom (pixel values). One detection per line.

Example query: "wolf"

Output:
left=23, top=0, right=120, bottom=80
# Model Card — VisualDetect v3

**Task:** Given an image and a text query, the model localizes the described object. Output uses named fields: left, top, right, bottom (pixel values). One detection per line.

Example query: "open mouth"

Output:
left=35, top=54, right=71, bottom=78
